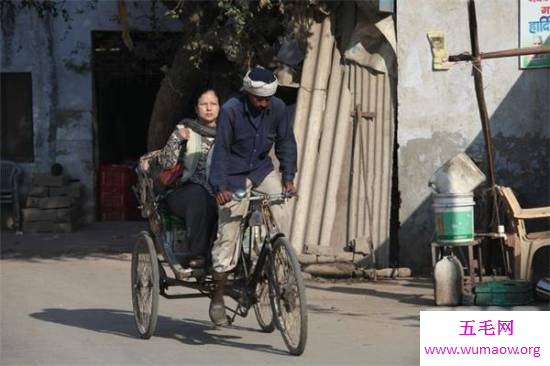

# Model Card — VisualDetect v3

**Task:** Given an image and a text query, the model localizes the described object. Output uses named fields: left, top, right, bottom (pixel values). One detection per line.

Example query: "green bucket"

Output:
left=433, top=193, right=474, bottom=243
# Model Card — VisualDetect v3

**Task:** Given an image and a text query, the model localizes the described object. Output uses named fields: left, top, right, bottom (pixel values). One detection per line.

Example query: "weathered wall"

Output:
left=1, top=1, right=180, bottom=222
left=396, top=0, right=550, bottom=271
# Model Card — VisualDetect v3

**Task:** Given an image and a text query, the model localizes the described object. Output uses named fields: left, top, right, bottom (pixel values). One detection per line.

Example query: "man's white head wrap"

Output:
left=242, top=67, right=278, bottom=97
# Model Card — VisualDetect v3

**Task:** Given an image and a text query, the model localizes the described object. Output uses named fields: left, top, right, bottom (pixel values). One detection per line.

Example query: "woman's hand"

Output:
left=177, top=127, right=190, bottom=140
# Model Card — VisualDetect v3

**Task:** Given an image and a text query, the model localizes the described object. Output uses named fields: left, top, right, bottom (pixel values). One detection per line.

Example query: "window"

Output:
left=1, top=72, right=34, bottom=162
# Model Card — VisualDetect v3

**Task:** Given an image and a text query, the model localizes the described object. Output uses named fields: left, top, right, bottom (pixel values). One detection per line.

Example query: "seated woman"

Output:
left=158, top=89, right=219, bottom=269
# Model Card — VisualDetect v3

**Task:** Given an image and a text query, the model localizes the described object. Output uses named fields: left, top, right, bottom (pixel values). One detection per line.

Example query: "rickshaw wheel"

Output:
left=270, top=237, right=308, bottom=355
left=247, top=226, right=275, bottom=332
left=253, top=267, right=276, bottom=332
left=131, top=231, right=160, bottom=339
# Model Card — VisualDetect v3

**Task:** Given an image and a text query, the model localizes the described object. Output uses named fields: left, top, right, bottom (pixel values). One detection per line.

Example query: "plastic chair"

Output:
left=497, top=185, right=550, bottom=281
left=0, top=160, right=22, bottom=230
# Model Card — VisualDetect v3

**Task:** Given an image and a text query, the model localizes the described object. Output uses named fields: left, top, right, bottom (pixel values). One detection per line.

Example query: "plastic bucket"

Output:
left=433, top=193, right=474, bottom=243
left=429, top=153, right=486, bottom=194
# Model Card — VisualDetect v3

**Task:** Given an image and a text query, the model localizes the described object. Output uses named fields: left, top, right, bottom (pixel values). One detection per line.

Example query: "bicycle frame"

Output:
left=140, top=187, right=291, bottom=317
left=225, top=193, right=289, bottom=321
left=132, top=180, right=306, bottom=354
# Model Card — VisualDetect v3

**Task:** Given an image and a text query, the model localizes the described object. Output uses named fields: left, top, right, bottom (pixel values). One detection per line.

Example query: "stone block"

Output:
left=48, top=182, right=82, bottom=198
left=303, top=263, right=355, bottom=278
left=23, top=208, right=48, bottom=222
left=38, top=196, right=72, bottom=209
left=48, top=187, right=68, bottom=197
left=23, top=221, right=55, bottom=233
left=298, top=254, right=317, bottom=265
left=29, top=186, right=49, bottom=197
left=316, top=255, right=337, bottom=264
left=32, top=174, right=69, bottom=187
left=374, top=267, right=412, bottom=278
left=376, top=267, right=412, bottom=278
left=25, top=197, right=41, bottom=208
left=335, top=252, right=356, bottom=262
left=68, top=182, right=83, bottom=198
left=375, top=268, right=396, bottom=278
left=398, top=267, right=412, bottom=277
left=23, top=207, right=79, bottom=222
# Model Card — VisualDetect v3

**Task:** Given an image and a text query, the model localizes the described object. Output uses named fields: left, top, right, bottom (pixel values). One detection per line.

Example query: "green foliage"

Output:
left=1, top=0, right=98, bottom=30
left=2, top=0, right=324, bottom=73
left=19, top=0, right=72, bottom=24
left=166, top=0, right=322, bottom=71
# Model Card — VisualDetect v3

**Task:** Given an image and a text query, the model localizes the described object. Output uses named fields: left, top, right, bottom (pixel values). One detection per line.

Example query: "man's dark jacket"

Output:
left=209, top=94, right=297, bottom=193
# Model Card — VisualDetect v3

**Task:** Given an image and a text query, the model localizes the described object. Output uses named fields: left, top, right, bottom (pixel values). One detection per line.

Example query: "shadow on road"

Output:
left=1, top=222, right=146, bottom=261
left=400, top=278, right=434, bottom=289
left=306, top=284, right=550, bottom=310
left=306, top=284, right=434, bottom=306
left=29, top=308, right=288, bottom=355
left=307, top=303, right=370, bottom=317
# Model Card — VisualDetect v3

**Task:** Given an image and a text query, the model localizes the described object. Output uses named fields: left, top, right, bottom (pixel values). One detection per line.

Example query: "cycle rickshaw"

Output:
left=131, top=151, right=308, bottom=355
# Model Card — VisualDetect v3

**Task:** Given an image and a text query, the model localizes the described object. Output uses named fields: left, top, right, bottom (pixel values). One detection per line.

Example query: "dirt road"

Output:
left=1, top=224, right=545, bottom=365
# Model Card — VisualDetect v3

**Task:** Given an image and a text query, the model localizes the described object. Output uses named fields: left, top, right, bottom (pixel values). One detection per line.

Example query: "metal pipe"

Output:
left=366, top=71, right=377, bottom=240
left=305, top=47, right=344, bottom=248
left=355, top=66, right=366, bottom=238
left=290, top=16, right=335, bottom=254
left=378, top=73, right=393, bottom=267
left=449, top=46, right=550, bottom=62
left=288, top=20, right=322, bottom=237
left=293, top=20, right=322, bottom=186
left=468, top=0, right=497, bottom=204
left=373, top=73, right=385, bottom=257
left=482, top=46, right=550, bottom=59
left=319, top=71, right=352, bottom=247
left=348, top=65, right=360, bottom=241
left=467, top=0, right=508, bottom=275
left=361, top=67, right=371, bottom=241
left=348, top=101, right=360, bottom=245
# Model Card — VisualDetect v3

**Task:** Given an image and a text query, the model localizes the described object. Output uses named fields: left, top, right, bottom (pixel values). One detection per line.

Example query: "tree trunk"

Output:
left=146, top=45, right=203, bottom=151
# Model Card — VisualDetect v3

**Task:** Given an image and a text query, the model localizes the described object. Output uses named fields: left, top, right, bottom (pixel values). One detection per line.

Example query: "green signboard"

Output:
left=520, top=0, right=550, bottom=69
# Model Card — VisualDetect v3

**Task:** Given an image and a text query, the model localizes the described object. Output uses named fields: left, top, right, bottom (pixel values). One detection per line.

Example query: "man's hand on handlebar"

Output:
left=284, top=181, right=297, bottom=195
left=216, top=191, right=233, bottom=206
left=217, top=181, right=296, bottom=206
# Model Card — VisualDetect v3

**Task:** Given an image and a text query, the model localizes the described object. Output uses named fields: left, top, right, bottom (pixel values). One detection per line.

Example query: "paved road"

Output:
left=1, top=224, right=547, bottom=365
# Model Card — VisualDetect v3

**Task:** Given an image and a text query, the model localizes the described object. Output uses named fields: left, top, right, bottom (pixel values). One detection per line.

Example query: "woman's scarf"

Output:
left=181, top=118, right=216, bottom=138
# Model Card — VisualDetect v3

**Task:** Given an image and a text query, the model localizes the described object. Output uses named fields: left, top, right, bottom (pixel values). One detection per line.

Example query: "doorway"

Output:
left=91, top=31, right=180, bottom=220
left=92, top=31, right=180, bottom=164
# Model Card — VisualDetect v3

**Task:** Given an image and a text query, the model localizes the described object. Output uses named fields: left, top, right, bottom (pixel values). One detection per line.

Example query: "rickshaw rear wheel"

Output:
left=131, top=231, right=160, bottom=339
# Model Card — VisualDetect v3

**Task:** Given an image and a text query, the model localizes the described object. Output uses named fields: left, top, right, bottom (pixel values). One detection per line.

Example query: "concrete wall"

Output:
left=396, top=0, right=550, bottom=271
left=1, top=1, right=180, bottom=222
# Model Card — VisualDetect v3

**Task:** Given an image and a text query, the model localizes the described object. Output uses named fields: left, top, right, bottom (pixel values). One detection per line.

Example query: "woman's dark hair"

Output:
left=192, top=88, right=220, bottom=106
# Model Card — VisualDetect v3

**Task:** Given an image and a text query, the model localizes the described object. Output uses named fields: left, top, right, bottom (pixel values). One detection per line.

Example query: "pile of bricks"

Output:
left=22, top=174, right=83, bottom=233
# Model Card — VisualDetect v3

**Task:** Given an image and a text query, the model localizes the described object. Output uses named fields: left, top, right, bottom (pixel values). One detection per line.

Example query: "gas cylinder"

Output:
left=434, top=255, right=464, bottom=306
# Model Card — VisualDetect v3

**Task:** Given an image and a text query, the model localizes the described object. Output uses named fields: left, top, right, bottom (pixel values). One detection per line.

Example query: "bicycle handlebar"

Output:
left=232, top=190, right=296, bottom=202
